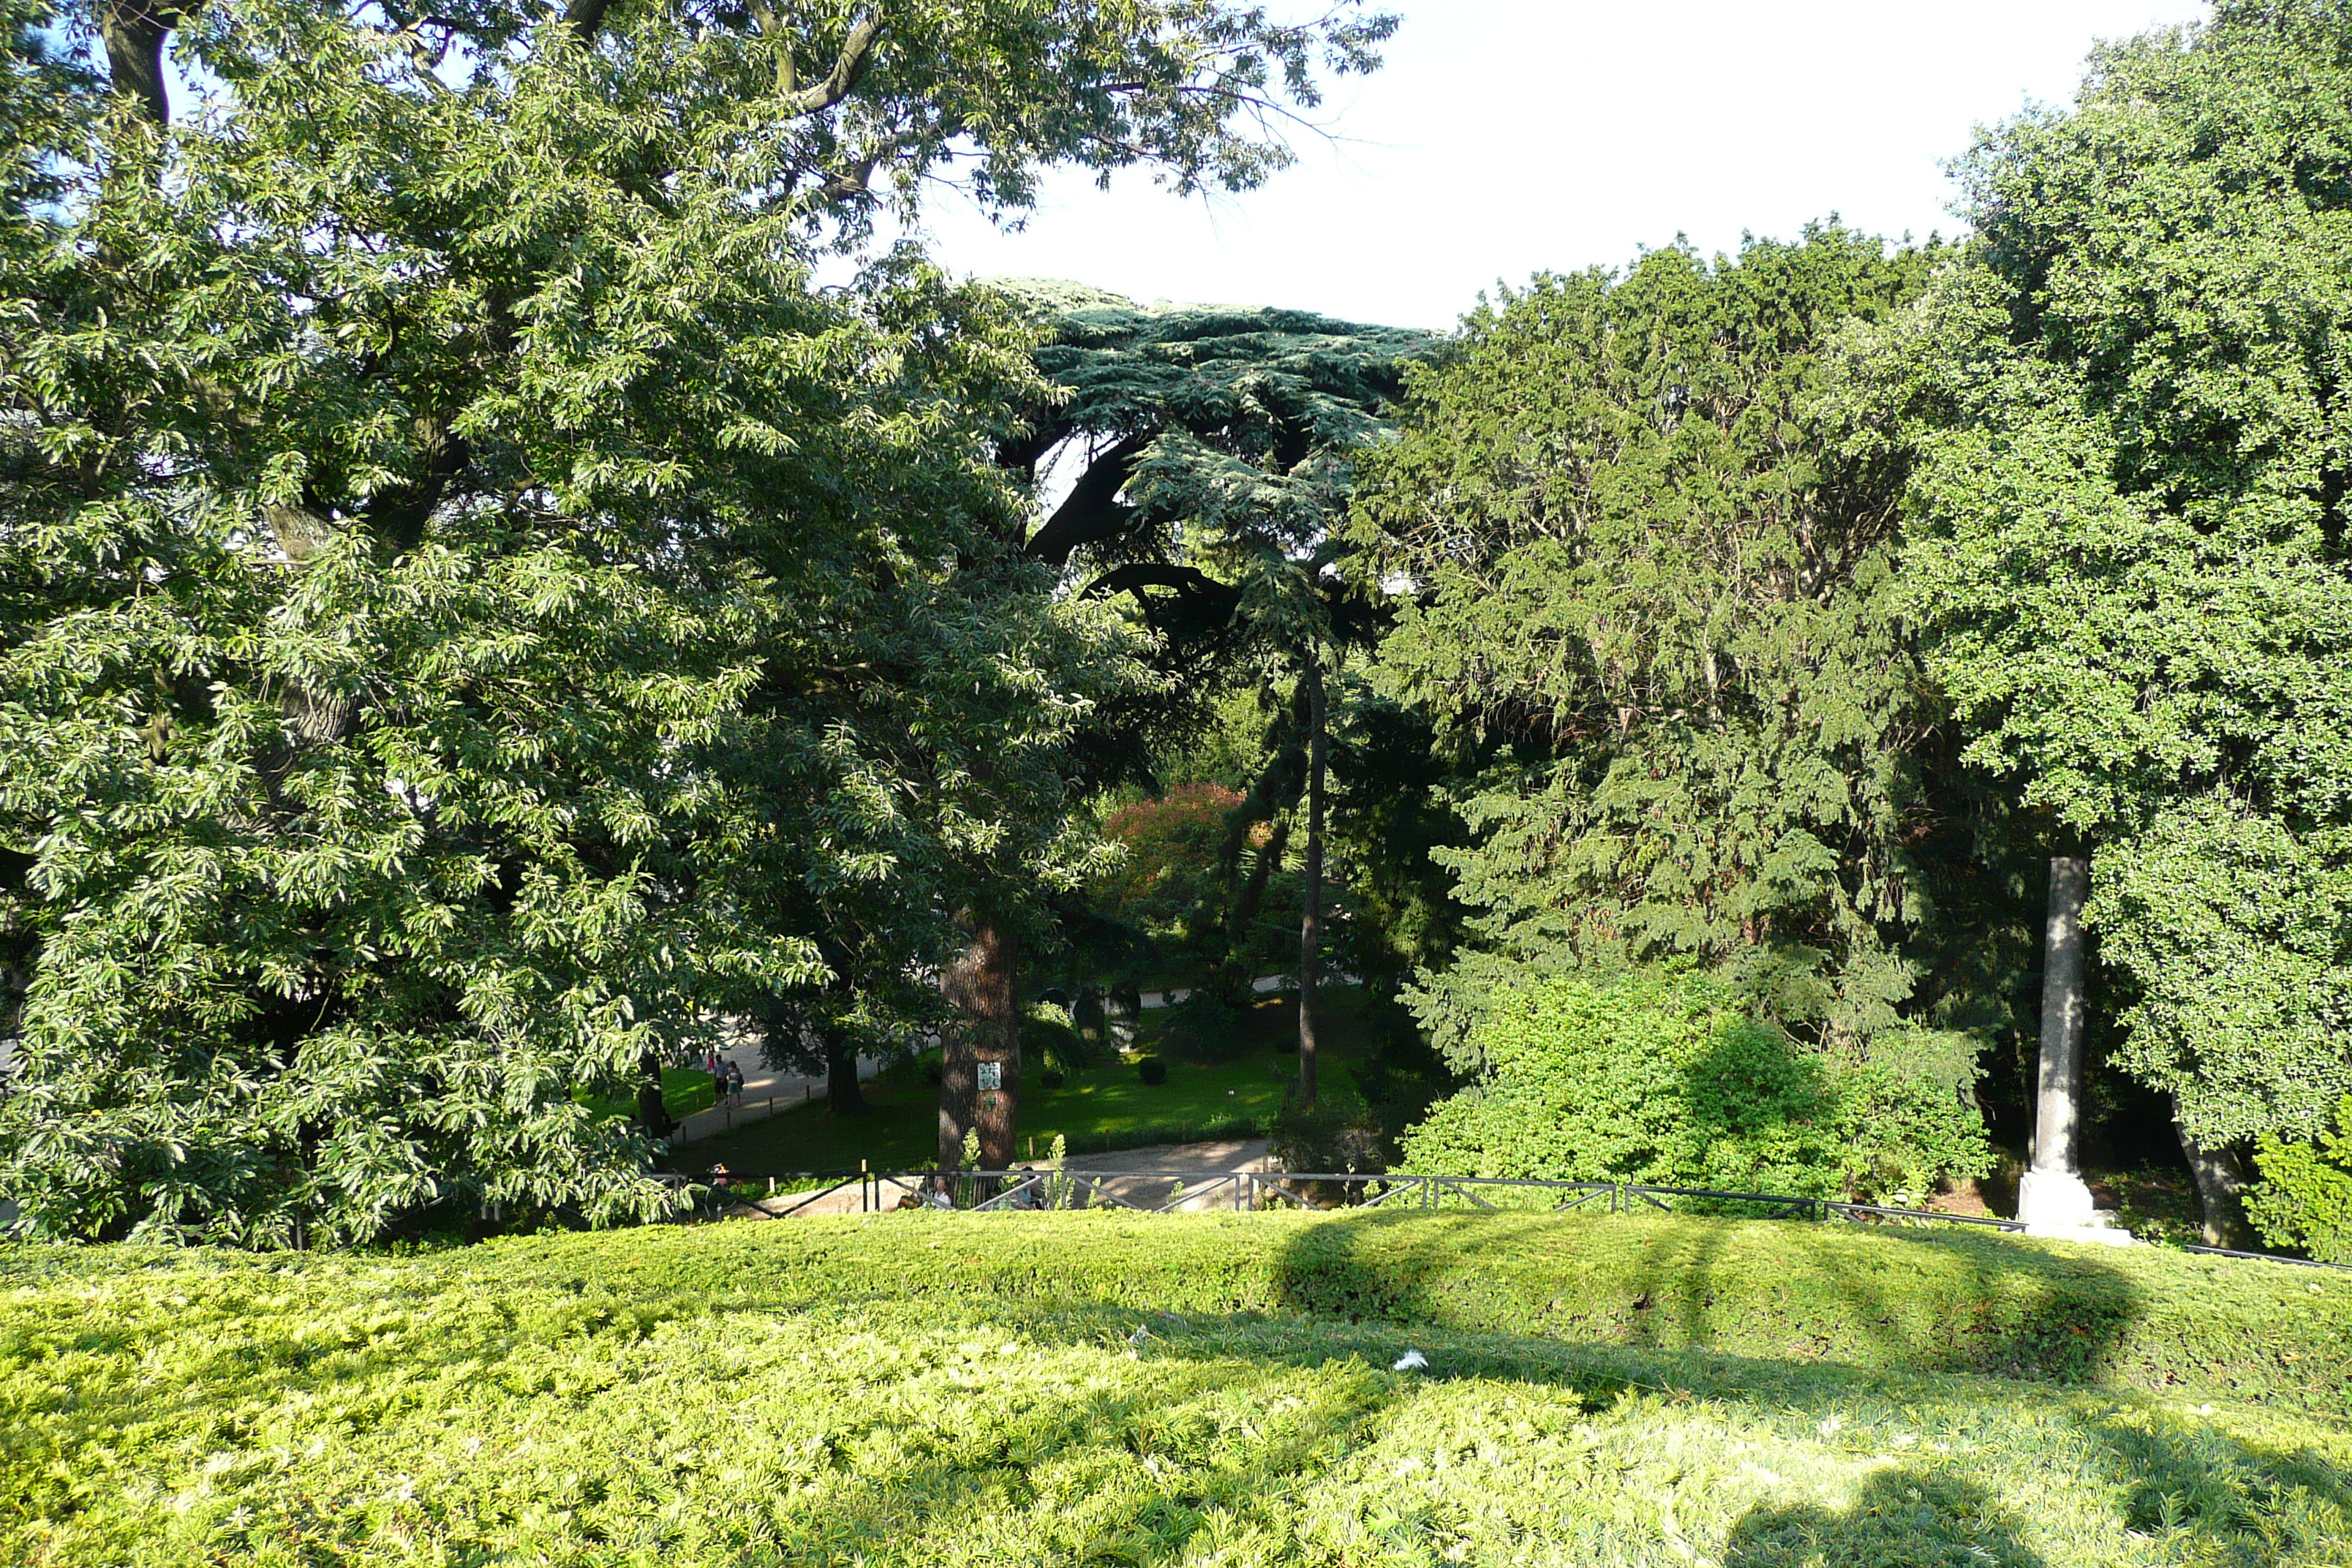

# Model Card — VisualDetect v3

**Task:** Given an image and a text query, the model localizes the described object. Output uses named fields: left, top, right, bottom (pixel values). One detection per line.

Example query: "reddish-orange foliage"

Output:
left=1098, top=783, right=1245, bottom=909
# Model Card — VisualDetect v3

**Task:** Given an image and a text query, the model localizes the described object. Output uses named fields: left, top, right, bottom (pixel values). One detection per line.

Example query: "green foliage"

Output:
left=1399, top=974, right=1989, bottom=1203
left=1137, top=1056, right=1169, bottom=1086
left=576, top=1068, right=715, bottom=1125
left=1354, top=229, right=1949, bottom=1068
left=1020, top=1001, right=1096, bottom=1077
left=2, top=1218, right=2348, bottom=1568
left=1841, top=0, right=2352, bottom=1150
left=0, top=0, right=1393, bottom=1244
left=2250, top=1094, right=2352, bottom=1263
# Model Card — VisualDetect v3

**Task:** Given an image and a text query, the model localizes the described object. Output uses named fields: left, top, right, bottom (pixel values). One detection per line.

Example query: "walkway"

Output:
left=668, top=1049, right=883, bottom=1147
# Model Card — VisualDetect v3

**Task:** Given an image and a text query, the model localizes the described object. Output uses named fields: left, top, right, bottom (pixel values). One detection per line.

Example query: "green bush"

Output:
left=1269, top=1096, right=1385, bottom=1181
left=1137, top=1057, right=1169, bottom=1086
left=1022, top=1004, right=1097, bottom=1075
left=1398, top=974, right=1989, bottom=1202
left=2249, top=1094, right=2352, bottom=1262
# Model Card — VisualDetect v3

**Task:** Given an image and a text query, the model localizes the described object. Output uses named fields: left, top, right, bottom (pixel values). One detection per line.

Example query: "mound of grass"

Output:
left=4, top=1215, right=2346, bottom=1566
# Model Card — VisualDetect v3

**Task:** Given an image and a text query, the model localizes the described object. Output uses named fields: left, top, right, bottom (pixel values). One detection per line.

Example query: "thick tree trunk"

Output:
left=2174, top=1110, right=2253, bottom=1248
left=939, top=917, right=1019, bottom=1172
left=824, top=1034, right=866, bottom=1116
left=2019, top=854, right=2096, bottom=1228
left=635, top=1048, right=673, bottom=1139
left=1297, top=655, right=1327, bottom=1111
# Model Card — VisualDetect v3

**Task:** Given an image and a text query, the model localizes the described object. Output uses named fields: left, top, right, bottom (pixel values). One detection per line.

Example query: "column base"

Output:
left=2017, top=1168, right=2135, bottom=1245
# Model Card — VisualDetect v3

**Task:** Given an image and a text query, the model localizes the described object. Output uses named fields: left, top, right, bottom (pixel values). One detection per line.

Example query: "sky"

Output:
left=909, top=0, right=2212, bottom=330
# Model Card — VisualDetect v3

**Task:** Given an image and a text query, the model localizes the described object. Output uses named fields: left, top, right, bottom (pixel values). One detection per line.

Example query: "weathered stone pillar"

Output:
left=2019, top=855, right=2119, bottom=1239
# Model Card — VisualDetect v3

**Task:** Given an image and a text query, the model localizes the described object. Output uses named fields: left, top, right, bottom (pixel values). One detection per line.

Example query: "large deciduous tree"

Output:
left=1847, top=0, right=2352, bottom=1245
left=0, top=0, right=1392, bottom=1240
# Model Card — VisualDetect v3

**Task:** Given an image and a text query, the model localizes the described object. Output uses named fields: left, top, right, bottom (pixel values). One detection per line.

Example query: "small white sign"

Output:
left=976, top=1061, right=1003, bottom=1093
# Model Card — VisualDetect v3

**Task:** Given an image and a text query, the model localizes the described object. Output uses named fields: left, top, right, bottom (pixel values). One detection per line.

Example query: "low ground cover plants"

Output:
left=4, top=1213, right=2345, bottom=1566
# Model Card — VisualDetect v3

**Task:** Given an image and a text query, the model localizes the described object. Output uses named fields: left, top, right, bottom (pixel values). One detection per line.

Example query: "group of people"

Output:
left=702, top=1050, right=747, bottom=1107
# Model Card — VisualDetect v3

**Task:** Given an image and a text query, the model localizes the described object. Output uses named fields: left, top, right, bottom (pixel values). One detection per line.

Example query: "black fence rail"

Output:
left=645, top=1166, right=2352, bottom=1270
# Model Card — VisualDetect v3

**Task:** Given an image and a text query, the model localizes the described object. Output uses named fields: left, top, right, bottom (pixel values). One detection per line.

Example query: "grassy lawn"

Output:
left=690, top=988, right=1392, bottom=1172
left=577, top=1066, right=715, bottom=1123
left=3, top=1213, right=2345, bottom=1566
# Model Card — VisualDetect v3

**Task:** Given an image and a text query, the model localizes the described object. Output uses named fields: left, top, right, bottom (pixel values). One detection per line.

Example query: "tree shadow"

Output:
left=1724, top=1468, right=2047, bottom=1567
left=1265, top=1208, right=2152, bottom=1391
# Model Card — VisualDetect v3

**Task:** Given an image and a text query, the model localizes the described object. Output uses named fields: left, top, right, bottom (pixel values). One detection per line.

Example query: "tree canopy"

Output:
left=0, top=0, right=1392, bottom=1242
left=1352, top=230, right=1975, bottom=1088
left=1845, top=0, right=2352, bottom=1167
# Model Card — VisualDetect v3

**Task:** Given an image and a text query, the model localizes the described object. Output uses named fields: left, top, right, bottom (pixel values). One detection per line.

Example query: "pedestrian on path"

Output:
left=725, top=1061, right=745, bottom=1105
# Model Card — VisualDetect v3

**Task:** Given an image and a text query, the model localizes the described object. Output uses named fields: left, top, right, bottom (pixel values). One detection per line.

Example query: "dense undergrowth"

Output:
left=4, top=1213, right=2346, bottom=1566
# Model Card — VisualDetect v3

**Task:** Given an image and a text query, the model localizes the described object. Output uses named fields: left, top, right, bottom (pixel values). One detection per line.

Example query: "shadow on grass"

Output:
left=1724, top=1469, right=2046, bottom=1567
left=10, top=1236, right=2349, bottom=1567
left=1267, top=1209, right=2153, bottom=1390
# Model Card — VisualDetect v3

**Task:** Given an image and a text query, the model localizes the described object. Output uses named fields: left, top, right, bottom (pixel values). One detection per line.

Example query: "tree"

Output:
left=997, top=284, right=1434, bottom=1105
left=1847, top=0, right=2352, bottom=1243
left=0, top=0, right=1395, bottom=1240
left=1353, top=231, right=1978, bottom=1112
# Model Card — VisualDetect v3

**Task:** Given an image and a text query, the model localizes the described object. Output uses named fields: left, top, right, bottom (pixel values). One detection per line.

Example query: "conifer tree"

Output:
left=0, top=0, right=1393, bottom=1240
left=1353, top=230, right=1980, bottom=1101
left=997, top=284, right=1433, bottom=1104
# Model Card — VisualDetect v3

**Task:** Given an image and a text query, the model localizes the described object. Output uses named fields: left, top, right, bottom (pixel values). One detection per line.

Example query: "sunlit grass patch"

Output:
left=3, top=1214, right=2346, bottom=1565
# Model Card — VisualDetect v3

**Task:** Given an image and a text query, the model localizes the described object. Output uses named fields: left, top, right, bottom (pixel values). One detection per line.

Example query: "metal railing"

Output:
left=658, top=1167, right=2030, bottom=1226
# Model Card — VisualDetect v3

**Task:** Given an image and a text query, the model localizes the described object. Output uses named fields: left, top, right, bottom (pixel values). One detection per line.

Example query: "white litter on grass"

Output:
left=1392, top=1349, right=1428, bottom=1372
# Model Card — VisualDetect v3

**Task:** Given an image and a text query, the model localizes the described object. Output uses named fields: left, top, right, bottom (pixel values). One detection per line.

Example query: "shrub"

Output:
left=1397, top=973, right=1989, bottom=1202
left=2249, top=1094, right=2352, bottom=1262
left=1270, top=1097, right=1385, bottom=1188
left=1038, top=1069, right=1067, bottom=1090
left=1166, top=990, right=1243, bottom=1058
left=1023, top=1003, right=1096, bottom=1074
left=1137, top=1057, right=1169, bottom=1086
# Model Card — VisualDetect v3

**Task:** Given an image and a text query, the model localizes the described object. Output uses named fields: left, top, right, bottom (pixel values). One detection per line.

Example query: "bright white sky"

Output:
left=912, top=0, right=2210, bottom=330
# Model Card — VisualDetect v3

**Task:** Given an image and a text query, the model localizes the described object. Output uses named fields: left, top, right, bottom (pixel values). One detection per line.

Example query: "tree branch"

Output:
left=560, top=0, right=611, bottom=39
left=1080, top=561, right=1240, bottom=612
left=100, top=0, right=189, bottom=127
left=1025, top=429, right=1154, bottom=566
left=785, top=11, right=883, bottom=117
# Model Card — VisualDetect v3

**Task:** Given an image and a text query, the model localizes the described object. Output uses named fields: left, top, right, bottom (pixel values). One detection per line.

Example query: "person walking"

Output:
left=725, top=1061, right=745, bottom=1105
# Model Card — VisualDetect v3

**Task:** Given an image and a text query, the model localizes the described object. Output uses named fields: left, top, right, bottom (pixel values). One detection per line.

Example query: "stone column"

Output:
left=2019, top=855, right=2106, bottom=1233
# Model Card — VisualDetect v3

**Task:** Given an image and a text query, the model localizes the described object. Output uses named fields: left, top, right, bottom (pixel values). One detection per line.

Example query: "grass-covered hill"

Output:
left=4, top=1213, right=2347, bottom=1566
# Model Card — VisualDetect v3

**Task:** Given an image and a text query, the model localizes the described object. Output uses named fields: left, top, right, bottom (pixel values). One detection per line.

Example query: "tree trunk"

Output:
left=635, top=1048, right=673, bottom=1139
left=2019, top=853, right=2101, bottom=1229
left=2174, top=1109, right=2253, bottom=1248
left=939, top=916, right=1019, bottom=1172
left=1297, top=655, right=1327, bottom=1111
left=824, top=1033, right=866, bottom=1116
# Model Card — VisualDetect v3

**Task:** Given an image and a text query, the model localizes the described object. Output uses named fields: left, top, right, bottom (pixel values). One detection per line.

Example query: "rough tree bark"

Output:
left=939, top=916, right=1019, bottom=1172
left=1296, top=654, right=1327, bottom=1111
left=823, top=1030, right=867, bottom=1116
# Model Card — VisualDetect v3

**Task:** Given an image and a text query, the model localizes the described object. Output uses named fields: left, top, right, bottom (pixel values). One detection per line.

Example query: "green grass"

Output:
left=690, top=989, right=1385, bottom=1171
left=4, top=1213, right=2346, bottom=1565
left=577, top=1066, right=715, bottom=1123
